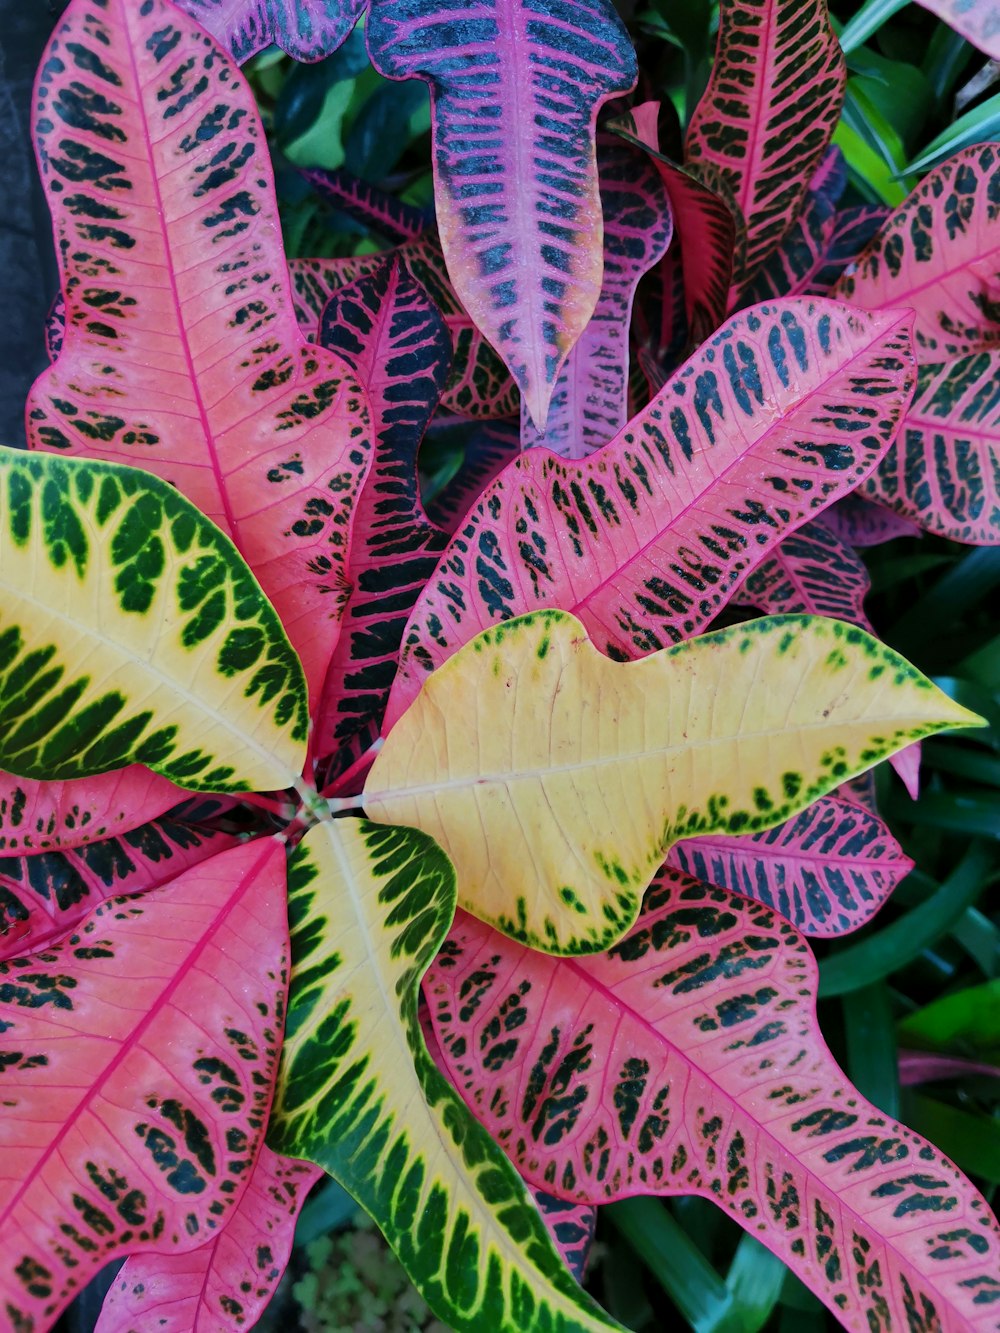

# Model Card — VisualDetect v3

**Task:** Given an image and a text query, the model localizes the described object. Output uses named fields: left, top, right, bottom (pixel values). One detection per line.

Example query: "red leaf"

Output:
left=0, top=768, right=186, bottom=856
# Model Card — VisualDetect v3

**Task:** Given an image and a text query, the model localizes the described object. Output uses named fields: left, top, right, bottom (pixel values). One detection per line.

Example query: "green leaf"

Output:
left=832, top=120, right=909, bottom=206
left=842, top=983, right=901, bottom=1118
left=905, top=89, right=1000, bottom=173
left=722, top=1236, right=787, bottom=1333
left=838, top=0, right=910, bottom=53
left=898, top=979, right=1000, bottom=1061
left=906, top=1094, right=1000, bottom=1184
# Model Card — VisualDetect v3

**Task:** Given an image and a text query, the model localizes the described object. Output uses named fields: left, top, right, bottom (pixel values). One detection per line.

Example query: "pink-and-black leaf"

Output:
left=172, top=0, right=367, bottom=62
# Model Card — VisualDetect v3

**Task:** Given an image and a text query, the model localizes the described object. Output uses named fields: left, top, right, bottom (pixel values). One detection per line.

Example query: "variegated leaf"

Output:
left=669, top=794, right=913, bottom=936
left=94, top=1147, right=322, bottom=1333
left=732, top=521, right=873, bottom=629
left=821, top=493, right=922, bottom=546
left=172, top=0, right=367, bottom=62
left=735, top=192, right=836, bottom=309
left=366, top=611, right=977, bottom=954
left=30, top=0, right=373, bottom=701
left=425, top=870, right=1000, bottom=1329
left=300, top=166, right=428, bottom=244
left=0, top=839, right=287, bottom=1330
left=366, top=0, right=637, bottom=429
left=805, top=205, right=891, bottom=296
left=685, top=0, right=846, bottom=290
left=520, top=133, right=673, bottom=457
left=423, top=417, right=520, bottom=536
left=0, top=450, right=308, bottom=792
left=912, top=0, right=1000, bottom=60
left=0, top=796, right=244, bottom=961
left=267, top=819, right=622, bottom=1333
left=386, top=300, right=916, bottom=729
left=287, top=254, right=387, bottom=340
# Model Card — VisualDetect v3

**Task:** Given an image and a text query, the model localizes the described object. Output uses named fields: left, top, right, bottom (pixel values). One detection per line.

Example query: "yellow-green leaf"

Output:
left=0, top=449, right=307, bottom=792
left=363, top=611, right=980, bottom=954
left=267, top=819, right=622, bottom=1333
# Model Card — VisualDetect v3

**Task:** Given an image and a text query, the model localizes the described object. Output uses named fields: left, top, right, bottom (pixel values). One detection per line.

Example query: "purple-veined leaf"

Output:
left=684, top=0, right=846, bottom=290
left=669, top=794, right=912, bottom=937
left=423, top=416, right=520, bottom=535
left=287, top=254, right=387, bottom=340
left=837, top=770, right=879, bottom=813
left=0, top=839, right=287, bottom=1329
left=821, top=493, right=922, bottom=546
left=366, top=0, right=638, bottom=429
left=0, top=797, right=245, bottom=962
left=613, top=103, right=735, bottom=344
left=0, top=768, right=188, bottom=856
left=171, top=0, right=367, bottom=62
left=29, top=0, right=373, bottom=702
left=734, top=192, right=837, bottom=308
left=911, top=0, right=1000, bottom=60
left=95, top=1147, right=322, bottom=1333
left=520, top=132, right=672, bottom=457
left=805, top=205, right=891, bottom=296
left=630, top=246, right=688, bottom=404
left=425, top=869, right=1000, bottom=1328
left=311, top=257, right=451, bottom=768
left=300, top=165, right=427, bottom=244
left=899, top=1052, right=1000, bottom=1086
left=808, top=145, right=848, bottom=210
left=385, top=299, right=916, bottom=731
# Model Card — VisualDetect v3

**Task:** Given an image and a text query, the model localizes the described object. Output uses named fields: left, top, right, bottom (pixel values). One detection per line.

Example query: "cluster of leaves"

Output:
left=0, top=0, right=998, bottom=1331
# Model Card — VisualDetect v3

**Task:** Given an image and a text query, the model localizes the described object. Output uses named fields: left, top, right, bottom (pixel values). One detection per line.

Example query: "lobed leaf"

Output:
left=267, top=818, right=623, bottom=1333
left=172, top=0, right=367, bottom=62
left=0, top=451, right=308, bottom=792
left=29, top=0, right=373, bottom=701
left=425, top=870, right=1000, bottom=1329
left=365, top=610, right=978, bottom=953
left=0, top=839, right=288, bottom=1329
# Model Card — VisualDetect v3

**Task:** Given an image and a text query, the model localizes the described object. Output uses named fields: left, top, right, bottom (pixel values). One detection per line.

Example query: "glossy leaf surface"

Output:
left=29, top=0, right=373, bottom=699
left=267, top=819, right=621, bottom=1333
left=805, top=204, right=891, bottom=296
left=387, top=300, right=916, bottom=727
left=0, top=839, right=287, bottom=1329
left=366, top=611, right=977, bottom=953
left=0, top=451, right=308, bottom=792
left=0, top=768, right=186, bottom=856
left=366, top=0, right=637, bottom=428
left=172, top=0, right=367, bottom=61
left=425, top=869, right=1000, bottom=1328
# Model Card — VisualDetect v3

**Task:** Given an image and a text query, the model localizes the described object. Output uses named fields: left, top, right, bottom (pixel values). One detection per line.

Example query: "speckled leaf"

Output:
left=171, top=0, right=368, bottom=62
left=0, top=450, right=308, bottom=792
left=44, top=293, right=65, bottom=363
left=521, top=133, right=673, bottom=457
left=366, top=0, right=637, bottom=429
left=0, top=839, right=287, bottom=1330
left=386, top=300, right=916, bottom=729
left=912, top=0, right=1000, bottom=60
left=365, top=611, right=977, bottom=954
left=805, top=205, right=891, bottom=296
left=29, top=0, right=373, bottom=702
left=424, top=869, right=1000, bottom=1328
left=267, top=819, right=623, bottom=1333
left=685, top=0, right=846, bottom=290
left=821, top=493, right=922, bottom=546
left=0, top=797, right=244, bottom=961
left=94, top=1147, right=322, bottom=1333
left=669, top=794, right=912, bottom=937
left=423, top=417, right=520, bottom=536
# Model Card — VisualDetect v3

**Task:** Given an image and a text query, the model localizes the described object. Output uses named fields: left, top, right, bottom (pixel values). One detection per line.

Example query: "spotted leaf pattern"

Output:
left=366, top=0, right=637, bottom=429
left=95, top=1147, right=322, bottom=1333
left=685, top=0, right=846, bottom=291
left=365, top=611, right=977, bottom=954
left=385, top=299, right=916, bottom=729
left=669, top=794, right=912, bottom=937
left=735, top=193, right=837, bottom=309
left=805, top=205, right=891, bottom=297
left=425, top=870, right=1000, bottom=1330
left=267, top=819, right=622, bottom=1333
left=520, top=133, right=672, bottom=458
left=912, top=0, right=1000, bottom=60
left=0, top=839, right=287, bottom=1330
left=0, top=451, right=308, bottom=792
left=29, top=0, right=373, bottom=701
left=172, top=0, right=367, bottom=62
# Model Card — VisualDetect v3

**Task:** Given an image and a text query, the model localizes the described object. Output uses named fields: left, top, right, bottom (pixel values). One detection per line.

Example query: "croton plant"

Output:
left=1, top=0, right=998, bottom=1329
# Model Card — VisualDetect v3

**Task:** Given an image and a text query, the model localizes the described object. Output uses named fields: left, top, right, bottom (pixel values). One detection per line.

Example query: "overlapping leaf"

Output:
left=301, top=166, right=427, bottom=244
left=732, top=521, right=874, bottom=628
left=366, top=0, right=637, bottom=428
left=386, top=299, right=916, bottom=727
left=805, top=205, right=891, bottom=296
left=365, top=611, right=977, bottom=953
left=29, top=0, right=373, bottom=699
left=172, top=0, right=367, bottom=62
left=424, top=869, right=1000, bottom=1329
left=0, top=768, right=186, bottom=856
left=912, top=0, right=1000, bottom=60
left=267, top=819, right=622, bottom=1333
left=0, top=839, right=287, bottom=1330
left=821, top=493, right=922, bottom=546
left=423, top=418, right=520, bottom=536
left=0, top=451, right=308, bottom=792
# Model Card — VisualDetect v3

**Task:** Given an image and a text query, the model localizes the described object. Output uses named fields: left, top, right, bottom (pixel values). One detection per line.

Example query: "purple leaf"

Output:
left=821, top=493, right=922, bottom=546
left=911, top=0, right=1000, bottom=59
left=301, top=166, right=427, bottom=244
left=172, top=0, right=367, bottom=62
left=805, top=204, right=891, bottom=296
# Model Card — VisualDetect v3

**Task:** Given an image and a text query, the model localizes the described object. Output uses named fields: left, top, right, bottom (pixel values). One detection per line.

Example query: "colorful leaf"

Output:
left=684, top=0, right=846, bottom=289
left=29, top=0, right=373, bottom=700
left=669, top=793, right=913, bottom=937
left=366, top=0, right=637, bottom=428
left=365, top=610, right=977, bottom=954
left=94, top=1147, right=322, bottom=1333
left=734, top=193, right=836, bottom=308
left=732, top=520, right=874, bottom=629
left=805, top=204, right=891, bottom=296
left=423, top=417, right=520, bottom=536
left=520, top=133, right=673, bottom=457
left=267, top=818, right=622, bottom=1333
left=172, top=0, right=367, bottom=62
left=424, top=869, right=1000, bottom=1328
left=386, top=299, right=916, bottom=727
left=300, top=165, right=427, bottom=244
left=820, top=493, right=922, bottom=546
left=287, top=254, right=387, bottom=340
left=0, top=450, right=308, bottom=792
left=912, top=0, right=1000, bottom=60
left=0, top=839, right=287, bottom=1330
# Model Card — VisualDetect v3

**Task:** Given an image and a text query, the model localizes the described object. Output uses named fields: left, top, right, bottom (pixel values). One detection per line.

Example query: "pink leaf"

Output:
left=734, top=192, right=837, bottom=308
left=521, top=132, right=673, bottom=458
left=300, top=166, right=427, bottom=244
left=911, top=0, right=1000, bottom=60
left=171, top=0, right=367, bottom=62
left=669, top=794, right=913, bottom=936
left=899, top=1051, right=1000, bottom=1086
left=95, top=1147, right=322, bottom=1333
left=287, top=255, right=388, bottom=341
left=425, top=870, right=1000, bottom=1328
left=804, top=205, right=891, bottom=296
left=890, top=741, right=922, bottom=800
left=821, top=493, right=923, bottom=546
left=732, top=519, right=874, bottom=627
left=29, top=0, right=373, bottom=703
left=366, top=0, right=637, bottom=429
left=0, top=839, right=287, bottom=1329
left=385, top=299, right=916, bottom=731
